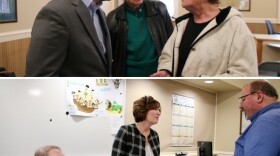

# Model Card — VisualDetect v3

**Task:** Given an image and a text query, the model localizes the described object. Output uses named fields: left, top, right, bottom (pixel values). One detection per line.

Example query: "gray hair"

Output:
left=34, top=145, right=62, bottom=156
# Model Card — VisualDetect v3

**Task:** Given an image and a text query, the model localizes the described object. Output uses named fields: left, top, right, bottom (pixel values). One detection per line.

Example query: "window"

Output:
left=160, top=0, right=174, bottom=17
left=0, top=0, right=17, bottom=23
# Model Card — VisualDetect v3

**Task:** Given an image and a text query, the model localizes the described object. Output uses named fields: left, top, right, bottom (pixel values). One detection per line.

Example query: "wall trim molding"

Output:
left=244, top=18, right=279, bottom=23
left=0, top=29, right=31, bottom=43
left=0, top=17, right=278, bottom=43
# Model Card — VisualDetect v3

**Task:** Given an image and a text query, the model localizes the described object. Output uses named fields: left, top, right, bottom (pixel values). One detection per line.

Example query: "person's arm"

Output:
left=150, top=70, right=171, bottom=77
left=26, top=6, right=68, bottom=76
left=106, top=10, right=120, bottom=77
left=213, top=18, right=258, bottom=77
left=154, top=27, right=178, bottom=77
left=106, top=10, right=117, bottom=52
left=244, top=118, right=280, bottom=156
left=112, top=126, right=128, bottom=156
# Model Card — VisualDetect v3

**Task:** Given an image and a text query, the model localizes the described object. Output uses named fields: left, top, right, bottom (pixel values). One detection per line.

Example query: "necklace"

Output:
left=136, top=123, right=150, bottom=144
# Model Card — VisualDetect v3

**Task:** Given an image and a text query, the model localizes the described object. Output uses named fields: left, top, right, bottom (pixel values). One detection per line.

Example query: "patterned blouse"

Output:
left=112, top=124, right=160, bottom=156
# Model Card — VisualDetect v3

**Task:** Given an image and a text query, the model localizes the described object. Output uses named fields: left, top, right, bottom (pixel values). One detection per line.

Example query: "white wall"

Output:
left=0, top=79, right=115, bottom=156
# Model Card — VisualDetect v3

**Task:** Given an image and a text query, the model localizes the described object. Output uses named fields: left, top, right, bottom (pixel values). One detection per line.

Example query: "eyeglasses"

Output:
left=238, top=92, right=256, bottom=103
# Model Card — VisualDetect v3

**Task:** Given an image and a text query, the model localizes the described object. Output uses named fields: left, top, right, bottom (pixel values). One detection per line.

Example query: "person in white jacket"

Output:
left=151, top=0, right=258, bottom=77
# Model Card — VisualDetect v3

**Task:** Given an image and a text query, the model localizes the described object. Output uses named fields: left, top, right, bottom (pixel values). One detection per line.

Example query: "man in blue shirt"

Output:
left=235, top=80, right=280, bottom=156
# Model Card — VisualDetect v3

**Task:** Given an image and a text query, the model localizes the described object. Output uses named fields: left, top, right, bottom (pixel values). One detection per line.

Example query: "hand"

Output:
left=150, top=71, right=171, bottom=77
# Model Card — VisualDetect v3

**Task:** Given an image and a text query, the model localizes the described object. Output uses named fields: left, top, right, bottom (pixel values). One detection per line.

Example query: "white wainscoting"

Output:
left=0, top=29, right=31, bottom=43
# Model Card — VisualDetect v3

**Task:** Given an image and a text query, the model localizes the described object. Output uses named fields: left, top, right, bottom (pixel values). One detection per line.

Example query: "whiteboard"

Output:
left=0, top=79, right=118, bottom=156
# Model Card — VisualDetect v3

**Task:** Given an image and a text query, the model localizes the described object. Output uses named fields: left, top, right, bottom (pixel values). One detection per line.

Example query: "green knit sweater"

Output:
left=125, top=4, right=158, bottom=77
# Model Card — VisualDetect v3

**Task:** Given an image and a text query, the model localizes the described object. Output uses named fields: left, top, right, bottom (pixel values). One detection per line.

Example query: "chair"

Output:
left=0, top=67, right=6, bottom=72
left=265, top=20, right=280, bottom=34
left=0, top=67, right=16, bottom=77
left=258, top=61, right=280, bottom=76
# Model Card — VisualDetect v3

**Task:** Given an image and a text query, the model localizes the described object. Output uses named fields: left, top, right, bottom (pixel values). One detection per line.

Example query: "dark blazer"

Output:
left=26, top=0, right=112, bottom=77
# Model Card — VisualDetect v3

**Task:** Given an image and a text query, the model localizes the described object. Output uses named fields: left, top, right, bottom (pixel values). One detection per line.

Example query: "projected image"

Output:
left=0, top=0, right=17, bottom=23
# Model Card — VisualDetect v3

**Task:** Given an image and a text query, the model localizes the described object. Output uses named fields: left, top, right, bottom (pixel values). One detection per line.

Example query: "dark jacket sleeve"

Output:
left=112, top=125, right=128, bottom=156
left=106, top=9, right=118, bottom=58
left=26, top=6, right=69, bottom=76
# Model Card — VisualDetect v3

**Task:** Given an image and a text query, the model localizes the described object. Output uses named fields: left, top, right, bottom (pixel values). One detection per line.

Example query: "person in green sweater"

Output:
left=107, top=0, right=173, bottom=77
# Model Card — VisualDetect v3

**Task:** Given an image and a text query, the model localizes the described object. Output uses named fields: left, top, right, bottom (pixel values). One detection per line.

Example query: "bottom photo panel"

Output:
left=1, top=79, right=279, bottom=156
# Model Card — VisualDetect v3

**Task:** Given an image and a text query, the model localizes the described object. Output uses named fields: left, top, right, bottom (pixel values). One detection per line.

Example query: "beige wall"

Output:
left=176, top=0, right=279, bottom=22
left=125, top=79, right=280, bottom=153
left=215, top=79, right=280, bottom=152
left=125, top=79, right=216, bottom=153
left=0, top=0, right=279, bottom=34
left=242, top=0, right=278, bottom=19
left=0, top=0, right=49, bottom=33
left=216, top=90, right=241, bottom=152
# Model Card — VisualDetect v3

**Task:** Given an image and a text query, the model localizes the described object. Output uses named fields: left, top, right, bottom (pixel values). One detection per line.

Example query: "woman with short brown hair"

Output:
left=112, top=96, right=161, bottom=156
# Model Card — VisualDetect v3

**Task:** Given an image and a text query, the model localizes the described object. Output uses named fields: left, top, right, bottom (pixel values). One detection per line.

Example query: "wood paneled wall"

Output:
left=0, top=23, right=279, bottom=77
left=0, top=38, right=30, bottom=77
left=247, top=23, right=280, bottom=34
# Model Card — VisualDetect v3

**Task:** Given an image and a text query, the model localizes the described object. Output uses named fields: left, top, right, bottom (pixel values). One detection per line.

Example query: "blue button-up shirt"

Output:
left=234, top=102, right=280, bottom=156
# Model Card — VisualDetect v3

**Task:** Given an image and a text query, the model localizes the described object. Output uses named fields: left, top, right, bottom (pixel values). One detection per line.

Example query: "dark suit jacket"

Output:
left=26, top=0, right=112, bottom=77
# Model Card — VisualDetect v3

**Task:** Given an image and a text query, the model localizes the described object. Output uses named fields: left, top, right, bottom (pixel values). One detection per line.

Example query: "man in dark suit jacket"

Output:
left=26, top=0, right=112, bottom=77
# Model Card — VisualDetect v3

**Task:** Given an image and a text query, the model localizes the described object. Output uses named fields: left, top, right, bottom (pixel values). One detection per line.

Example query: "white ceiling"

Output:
left=173, top=79, right=280, bottom=93
left=173, top=79, right=250, bottom=93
